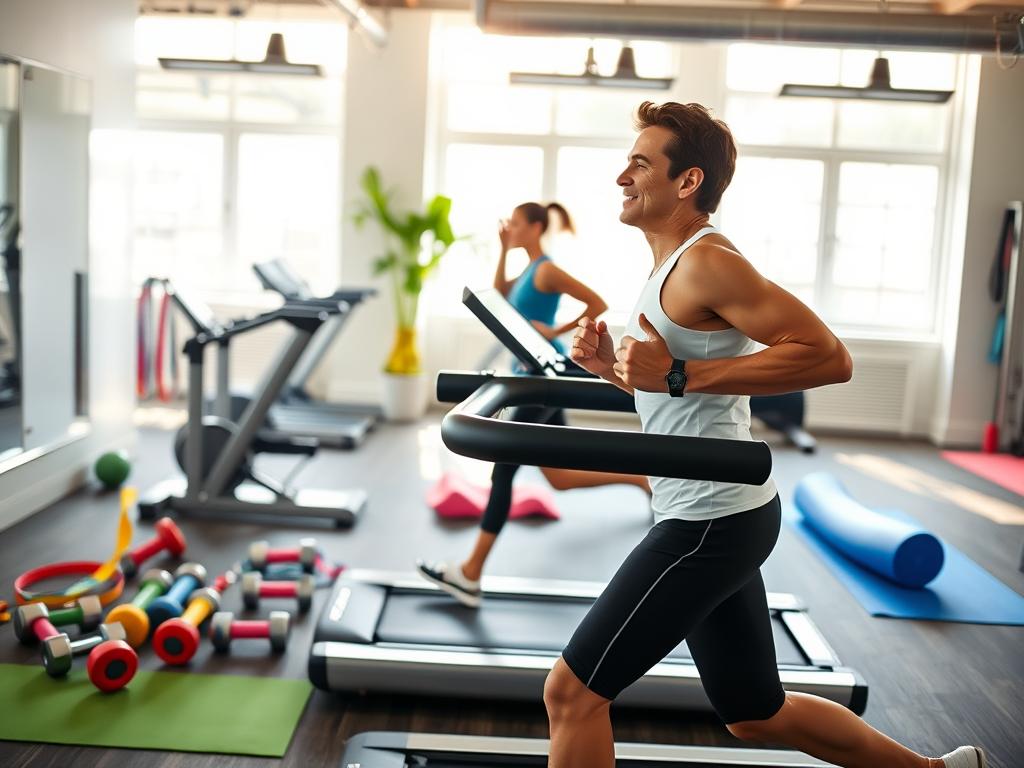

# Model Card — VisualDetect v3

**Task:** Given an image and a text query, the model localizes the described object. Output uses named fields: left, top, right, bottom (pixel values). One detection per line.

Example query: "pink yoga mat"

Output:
left=941, top=451, right=1024, bottom=497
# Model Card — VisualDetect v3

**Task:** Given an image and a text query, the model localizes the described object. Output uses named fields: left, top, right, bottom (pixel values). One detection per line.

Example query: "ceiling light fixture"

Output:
left=510, top=45, right=673, bottom=90
left=780, top=56, right=952, bottom=103
left=159, top=32, right=322, bottom=76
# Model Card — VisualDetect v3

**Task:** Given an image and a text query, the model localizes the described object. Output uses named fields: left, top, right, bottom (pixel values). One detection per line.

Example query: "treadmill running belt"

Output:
left=375, top=593, right=807, bottom=666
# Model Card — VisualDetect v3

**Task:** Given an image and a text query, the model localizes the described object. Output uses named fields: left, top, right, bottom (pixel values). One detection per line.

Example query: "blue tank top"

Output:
left=507, top=256, right=564, bottom=352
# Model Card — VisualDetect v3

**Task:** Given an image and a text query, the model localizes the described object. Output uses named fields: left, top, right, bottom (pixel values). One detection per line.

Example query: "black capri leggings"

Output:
left=481, top=405, right=567, bottom=535
left=562, top=495, right=786, bottom=724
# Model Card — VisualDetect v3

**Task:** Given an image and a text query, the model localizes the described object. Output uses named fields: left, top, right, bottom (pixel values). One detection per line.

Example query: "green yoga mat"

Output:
left=0, top=663, right=312, bottom=757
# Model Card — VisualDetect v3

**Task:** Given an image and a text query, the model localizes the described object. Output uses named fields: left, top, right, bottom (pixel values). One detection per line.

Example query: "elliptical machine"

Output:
left=138, top=291, right=367, bottom=527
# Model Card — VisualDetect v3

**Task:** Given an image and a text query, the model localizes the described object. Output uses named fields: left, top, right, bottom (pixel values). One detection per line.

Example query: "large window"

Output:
left=718, top=44, right=959, bottom=335
left=427, top=18, right=674, bottom=324
left=132, top=17, right=346, bottom=299
left=429, top=22, right=962, bottom=337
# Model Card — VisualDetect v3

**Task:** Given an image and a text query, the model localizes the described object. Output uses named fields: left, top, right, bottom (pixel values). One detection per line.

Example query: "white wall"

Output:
left=934, top=58, right=1024, bottom=446
left=0, top=0, right=136, bottom=529
left=319, top=12, right=435, bottom=405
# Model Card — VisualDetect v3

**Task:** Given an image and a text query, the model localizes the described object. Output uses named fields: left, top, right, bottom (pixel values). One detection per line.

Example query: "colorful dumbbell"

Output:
left=105, top=568, right=174, bottom=648
left=120, top=517, right=187, bottom=578
left=147, top=563, right=207, bottom=627
left=153, top=587, right=221, bottom=665
left=42, top=622, right=138, bottom=692
left=242, top=572, right=315, bottom=613
left=249, top=538, right=317, bottom=573
left=14, top=597, right=103, bottom=644
left=210, top=611, right=290, bottom=653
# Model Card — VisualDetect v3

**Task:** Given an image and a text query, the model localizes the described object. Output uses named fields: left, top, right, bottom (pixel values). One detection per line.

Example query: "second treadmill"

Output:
left=338, top=732, right=835, bottom=767
left=252, top=258, right=381, bottom=449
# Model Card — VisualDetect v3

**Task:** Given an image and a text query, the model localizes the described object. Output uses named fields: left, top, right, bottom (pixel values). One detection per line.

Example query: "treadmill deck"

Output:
left=310, top=570, right=867, bottom=713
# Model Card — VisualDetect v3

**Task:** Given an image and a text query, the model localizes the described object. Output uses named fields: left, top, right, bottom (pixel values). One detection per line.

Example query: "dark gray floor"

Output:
left=0, top=414, right=1022, bottom=767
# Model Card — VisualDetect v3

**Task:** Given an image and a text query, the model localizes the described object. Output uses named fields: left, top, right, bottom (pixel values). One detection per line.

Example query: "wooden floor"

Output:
left=0, top=413, right=1022, bottom=767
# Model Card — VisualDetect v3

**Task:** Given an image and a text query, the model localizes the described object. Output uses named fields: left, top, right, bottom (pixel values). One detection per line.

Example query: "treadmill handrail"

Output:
left=190, top=301, right=345, bottom=346
left=439, top=374, right=772, bottom=485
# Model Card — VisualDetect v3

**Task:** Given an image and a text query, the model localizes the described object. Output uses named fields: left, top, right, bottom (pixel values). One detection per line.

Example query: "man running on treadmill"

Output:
left=550, top=101, right=986, bottom=768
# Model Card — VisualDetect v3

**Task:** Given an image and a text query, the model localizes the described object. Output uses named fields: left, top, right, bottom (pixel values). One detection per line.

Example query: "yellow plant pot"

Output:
left=385, top=327, right=421, bottom=375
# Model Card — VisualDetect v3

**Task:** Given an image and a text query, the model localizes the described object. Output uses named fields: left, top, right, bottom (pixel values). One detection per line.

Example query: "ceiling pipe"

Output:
left=322, top=0, right=389, bottom=47
left=476, top=0, right=1024, bottom=55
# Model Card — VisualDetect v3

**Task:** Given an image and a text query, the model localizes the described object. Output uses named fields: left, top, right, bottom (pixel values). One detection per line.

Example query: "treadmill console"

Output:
left=462, top=287, right=587, bottom=378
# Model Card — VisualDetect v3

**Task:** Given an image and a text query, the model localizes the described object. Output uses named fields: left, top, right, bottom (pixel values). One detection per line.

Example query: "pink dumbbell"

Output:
left=242, top=572, right=316, bottom=613
left=210, top=611, right=290, bottom=653
left=120, top=517, right=187, bottom=578
left=248, top=538, right=317, bottom=573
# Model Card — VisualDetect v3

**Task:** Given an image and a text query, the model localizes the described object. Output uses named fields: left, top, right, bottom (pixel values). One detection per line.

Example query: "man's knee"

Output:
left=544, top=660, right=609, bottom=720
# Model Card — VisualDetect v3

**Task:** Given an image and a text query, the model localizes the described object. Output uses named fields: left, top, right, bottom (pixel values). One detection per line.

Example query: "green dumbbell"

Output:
left=105, top=569, right=174, bottom=648
left=14, top=596, right=103, bottom=644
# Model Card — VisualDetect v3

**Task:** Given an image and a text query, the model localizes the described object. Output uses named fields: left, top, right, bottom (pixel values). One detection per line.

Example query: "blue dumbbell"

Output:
left=146, top=563, right=207, bottom=627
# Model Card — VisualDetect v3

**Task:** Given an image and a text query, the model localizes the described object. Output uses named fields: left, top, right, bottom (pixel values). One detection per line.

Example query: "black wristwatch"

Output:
left=666, top=359, right=687, bottom=398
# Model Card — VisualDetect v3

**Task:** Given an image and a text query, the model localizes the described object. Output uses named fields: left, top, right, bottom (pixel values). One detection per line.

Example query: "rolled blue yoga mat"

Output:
left=793, top=472, right=945, bottom=588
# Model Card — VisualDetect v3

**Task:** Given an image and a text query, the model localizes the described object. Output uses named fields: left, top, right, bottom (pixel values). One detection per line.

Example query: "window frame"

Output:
left=134, top=116, right=344, bottom=307
left=717, top=45, right=965, bottom=341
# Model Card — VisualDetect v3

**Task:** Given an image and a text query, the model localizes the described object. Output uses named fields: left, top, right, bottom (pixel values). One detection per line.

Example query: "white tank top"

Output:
left=624, top=226, right=778, bottom=522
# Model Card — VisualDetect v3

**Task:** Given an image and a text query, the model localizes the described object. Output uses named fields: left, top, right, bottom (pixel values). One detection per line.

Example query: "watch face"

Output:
left=667, top=371, right=685, bottom=389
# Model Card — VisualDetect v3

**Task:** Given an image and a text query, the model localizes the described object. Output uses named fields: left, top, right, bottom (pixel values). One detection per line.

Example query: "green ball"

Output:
left=94, top=451, right=131, bottom=489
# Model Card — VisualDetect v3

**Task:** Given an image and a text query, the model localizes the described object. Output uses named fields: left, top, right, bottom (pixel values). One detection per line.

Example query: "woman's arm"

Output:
left=493, top=220, right=514, bottom=296
left=534, top=262, right=609, bottom=338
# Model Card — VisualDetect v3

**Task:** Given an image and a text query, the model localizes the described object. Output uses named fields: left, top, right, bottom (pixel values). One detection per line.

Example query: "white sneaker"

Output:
left=416, top=559, right=482, bottom=608
left=940, top=746, right=987, bottom=768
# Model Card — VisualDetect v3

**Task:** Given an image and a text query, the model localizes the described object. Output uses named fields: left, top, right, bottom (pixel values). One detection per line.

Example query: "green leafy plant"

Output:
left=354, top=166, right=458, bottom=374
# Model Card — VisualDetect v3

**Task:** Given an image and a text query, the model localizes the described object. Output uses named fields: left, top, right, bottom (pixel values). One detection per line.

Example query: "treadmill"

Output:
left=252, top=258, right=381, bottom=449
left=139, top=291, right=367, bottom=527
left=338, top=732, right=835, bottom=767
left=307, top=287, right=868, bottom=714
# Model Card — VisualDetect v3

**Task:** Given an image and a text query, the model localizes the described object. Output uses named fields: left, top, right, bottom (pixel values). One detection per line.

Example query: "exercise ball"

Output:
left=95, top=451, right=131, bottom=489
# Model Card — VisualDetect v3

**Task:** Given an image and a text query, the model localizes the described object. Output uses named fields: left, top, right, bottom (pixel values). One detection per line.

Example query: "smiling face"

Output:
left=617, top=125, right=701, bottom=232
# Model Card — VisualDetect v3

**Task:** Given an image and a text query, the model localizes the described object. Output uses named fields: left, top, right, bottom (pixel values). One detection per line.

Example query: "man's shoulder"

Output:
left=678, top=237, right=748, bottom=277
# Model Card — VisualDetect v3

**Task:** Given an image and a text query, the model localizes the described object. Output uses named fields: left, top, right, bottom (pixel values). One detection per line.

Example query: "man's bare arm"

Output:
left=675, top=245, right=852, bottom=395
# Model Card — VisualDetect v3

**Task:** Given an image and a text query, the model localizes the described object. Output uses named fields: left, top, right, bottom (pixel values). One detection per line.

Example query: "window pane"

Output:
left=234, top=75, right=341, bottom=124
left=447, top=82, right=552, bottom=135
left=555, top=147, right=649, bottom=323
left=135, top=17, right=234, bottom=66
left=432, top=144, right=544, bottom=309
left=837, top=101, right=948, bottom=153
left=136, top=71, right=231, bottom=121
left=236, top=133, right=340, bottom=296
left=132, top=131, right=225, bottom=291
left=726, top=44, right=841, bottom=93
left=554, top=88, right=649, bottom=138
left=725, top=94, right=833, bottom=147
left=718, top=156, right=824, bottom=299
left=832, top=162, right=938, bottom=328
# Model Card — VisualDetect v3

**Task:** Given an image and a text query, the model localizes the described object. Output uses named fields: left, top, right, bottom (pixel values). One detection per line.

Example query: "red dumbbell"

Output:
left=42, top=622, right=138, bottom=693
left=120, top=517, right=187, bottom=578
left=152, top=587, right=221, bottom=665
left=248, top=538, right=317, bottom=573
left=210, top=611, right=290, bottom=653
left=242, top=572, right=315, bottom=613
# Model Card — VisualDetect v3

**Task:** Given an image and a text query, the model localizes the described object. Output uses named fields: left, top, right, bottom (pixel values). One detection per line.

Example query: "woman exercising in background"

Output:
left=417, top=201, right=650, bottom=607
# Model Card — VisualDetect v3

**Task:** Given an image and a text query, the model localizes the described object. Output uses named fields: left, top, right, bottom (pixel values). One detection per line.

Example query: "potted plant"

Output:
left=354, top=166, right=458, bottom=421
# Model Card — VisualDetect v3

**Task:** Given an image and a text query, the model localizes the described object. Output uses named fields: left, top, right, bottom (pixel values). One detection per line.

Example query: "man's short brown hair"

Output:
left=634, top=101, right=737, bottom=214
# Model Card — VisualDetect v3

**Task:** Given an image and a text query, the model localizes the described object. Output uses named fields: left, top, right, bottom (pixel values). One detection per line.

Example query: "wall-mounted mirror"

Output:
left=0, top=59, right=21, bottom=463
left=0, top=55, right=92, bottom=470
